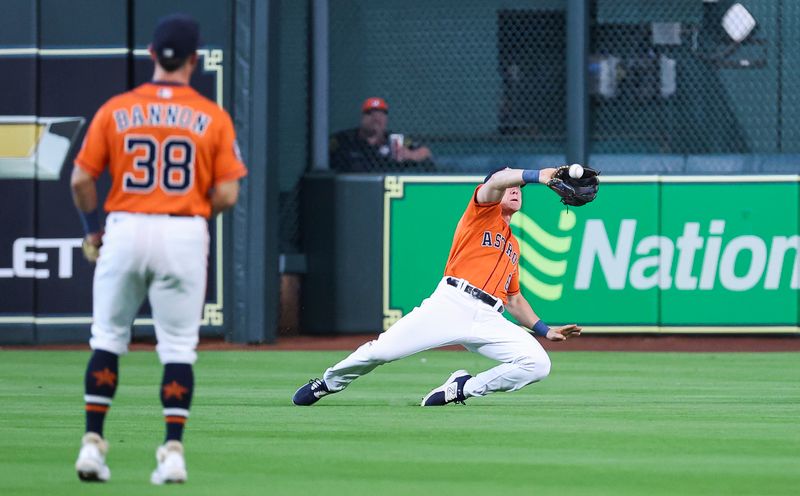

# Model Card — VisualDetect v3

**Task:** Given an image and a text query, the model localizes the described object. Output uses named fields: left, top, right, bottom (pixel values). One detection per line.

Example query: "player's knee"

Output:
left=154, top=327, right=198, bottom=364
left=537, top=355, right=552, bottom=380
left=517, top=353, right=551, bottom=384
left=156, top=342, right=197, bottom=365
left=90, top=325, right=130, bottom=356
left=357, top=340, right=393, bottom=365
left=157, top=348, right=197, bottom=365
left=364, top=348, right=393, bottom=365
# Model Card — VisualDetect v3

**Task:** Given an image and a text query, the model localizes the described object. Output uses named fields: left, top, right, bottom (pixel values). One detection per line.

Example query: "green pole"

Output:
left=231, top=0, right=280, bottom=343
left=567, top=0, right=589, bottom=166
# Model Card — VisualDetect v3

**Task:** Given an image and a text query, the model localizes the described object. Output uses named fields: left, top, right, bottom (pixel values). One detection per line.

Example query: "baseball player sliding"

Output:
left=71, top=14, right=247, bottom=484
left=293, top=165, right=599, bottom=406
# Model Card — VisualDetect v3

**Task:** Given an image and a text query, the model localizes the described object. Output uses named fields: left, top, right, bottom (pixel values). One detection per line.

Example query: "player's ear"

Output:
left=147, top=45, right=157, bottom=62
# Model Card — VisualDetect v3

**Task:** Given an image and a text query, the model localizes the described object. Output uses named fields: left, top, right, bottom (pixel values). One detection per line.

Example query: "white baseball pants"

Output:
left=323, top=277, right=551, bottom=397
left=89, top=212, right=209, bottom=364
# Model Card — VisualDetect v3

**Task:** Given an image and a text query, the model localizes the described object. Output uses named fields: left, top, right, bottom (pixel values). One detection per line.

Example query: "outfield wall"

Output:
left=304, top=174, right=800, bottom=335
left=384, top=176, right=800, bottom=333
left=0, top=0, right=235, bottom=344
left=2, top=1, right=799, bottom=344
left=387, top=175, right=800, bottom=333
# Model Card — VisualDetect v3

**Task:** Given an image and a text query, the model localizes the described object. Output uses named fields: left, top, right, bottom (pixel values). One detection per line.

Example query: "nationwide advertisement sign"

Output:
left=383, top=176, right=799, bottom=333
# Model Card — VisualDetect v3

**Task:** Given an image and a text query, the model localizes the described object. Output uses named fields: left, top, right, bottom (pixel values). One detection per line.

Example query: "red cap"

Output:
left=361, top=97, right=388, bottom=113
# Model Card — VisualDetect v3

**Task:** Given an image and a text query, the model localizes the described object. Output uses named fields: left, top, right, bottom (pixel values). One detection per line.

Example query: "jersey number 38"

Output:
left=123, top=135, right=195, bottom=195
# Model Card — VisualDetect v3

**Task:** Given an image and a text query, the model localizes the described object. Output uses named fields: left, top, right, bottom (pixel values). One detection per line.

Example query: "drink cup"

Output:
left=389, top=133, right=404, bottom=160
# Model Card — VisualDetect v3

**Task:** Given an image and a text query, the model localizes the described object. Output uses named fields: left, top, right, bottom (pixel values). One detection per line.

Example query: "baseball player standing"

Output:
left=71, top=14, right=247, bottom=484
left=293, top=167, right=581, bottom=407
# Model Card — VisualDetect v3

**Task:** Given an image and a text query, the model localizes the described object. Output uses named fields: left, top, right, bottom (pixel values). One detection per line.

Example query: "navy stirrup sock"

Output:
left=84, top=349, right=119, bottom=437
left=160, top=363, right=194, bottom=442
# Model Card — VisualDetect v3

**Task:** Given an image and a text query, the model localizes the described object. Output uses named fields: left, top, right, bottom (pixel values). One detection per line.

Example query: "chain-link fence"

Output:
left=329, top=0, right=567, bottom=173
left=592, top=0, right=782, bottom=155
left=277, top=0, right=309, bottom=254
left=327, top=0, right=798, bottom=173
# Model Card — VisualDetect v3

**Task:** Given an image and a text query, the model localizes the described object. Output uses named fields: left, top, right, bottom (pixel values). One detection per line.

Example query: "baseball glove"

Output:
left=547, top=165, right=600, bottom=206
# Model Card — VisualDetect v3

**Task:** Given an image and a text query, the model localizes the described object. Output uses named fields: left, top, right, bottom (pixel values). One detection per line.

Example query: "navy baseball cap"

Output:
left=152, top=13, right=199, bottom=61
left=484, top=166, right=526, bottom=187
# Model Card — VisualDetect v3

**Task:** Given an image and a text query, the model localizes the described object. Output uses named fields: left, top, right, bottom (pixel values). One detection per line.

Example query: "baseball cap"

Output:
left=362, top=97, right=388, bottom=113
left=152, top=13, right=200, bottom=61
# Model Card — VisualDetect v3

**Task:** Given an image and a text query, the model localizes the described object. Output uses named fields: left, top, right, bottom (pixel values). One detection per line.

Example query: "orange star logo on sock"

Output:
left=92, top=368, right=117, bottom=388
left=162, top=381, right=189, bottom=401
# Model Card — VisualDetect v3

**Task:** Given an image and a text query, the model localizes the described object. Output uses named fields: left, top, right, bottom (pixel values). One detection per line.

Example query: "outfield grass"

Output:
left=0, top=349, right=798, bottom=495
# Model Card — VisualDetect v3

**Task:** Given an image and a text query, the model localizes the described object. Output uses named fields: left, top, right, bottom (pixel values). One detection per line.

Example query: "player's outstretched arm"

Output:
left=505, top=292, right=581, bottom=341
left=477, top=167, right=557, bottom=203
left=504, top=292, right=541, bottom=330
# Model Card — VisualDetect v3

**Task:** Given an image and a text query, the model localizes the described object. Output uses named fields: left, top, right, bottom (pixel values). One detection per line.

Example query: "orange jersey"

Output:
left=75, top=82, right=247, bottom=218
left=443, top=185, right=520, bottom=303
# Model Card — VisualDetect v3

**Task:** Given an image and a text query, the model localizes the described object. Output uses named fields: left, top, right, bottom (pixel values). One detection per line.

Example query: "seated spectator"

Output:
left=329, top=97, right=434, bottom=172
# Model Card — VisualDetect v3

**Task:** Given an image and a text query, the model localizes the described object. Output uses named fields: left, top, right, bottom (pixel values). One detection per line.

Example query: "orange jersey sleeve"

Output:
left=213, top=111, right=247, bottom=184
left=73, top=83, right=247, bottom=218
left=443, top=185, right=521, bottom=303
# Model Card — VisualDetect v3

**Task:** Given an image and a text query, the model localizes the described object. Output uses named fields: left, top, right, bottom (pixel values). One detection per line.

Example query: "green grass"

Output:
left=0, top=350, right=798, bottom=495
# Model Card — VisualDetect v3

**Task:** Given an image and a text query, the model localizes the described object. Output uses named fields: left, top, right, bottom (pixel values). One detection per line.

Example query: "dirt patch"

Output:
left=5, top=334, right=798, bottom=352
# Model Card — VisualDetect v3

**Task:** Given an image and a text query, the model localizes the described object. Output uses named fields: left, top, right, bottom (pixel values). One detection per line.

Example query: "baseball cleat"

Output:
left=75, top=432, right=111, bottom=482
left=150, top=440, right=187, bottom=485
left=420, top=370, right=471, bottom=406
left=292, top=378, right=335, bottom=406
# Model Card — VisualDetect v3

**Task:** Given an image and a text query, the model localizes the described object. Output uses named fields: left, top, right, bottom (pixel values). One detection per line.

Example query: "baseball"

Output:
left=569, top=164, right=584, bottom=179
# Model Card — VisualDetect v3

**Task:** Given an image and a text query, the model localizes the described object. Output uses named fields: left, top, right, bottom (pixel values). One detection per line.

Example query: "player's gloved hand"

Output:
left=81, top=232, right=103, bottom=263
left=546, top=324, right=582, bottom=341
left=547, top=165, right=600, bottom=206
